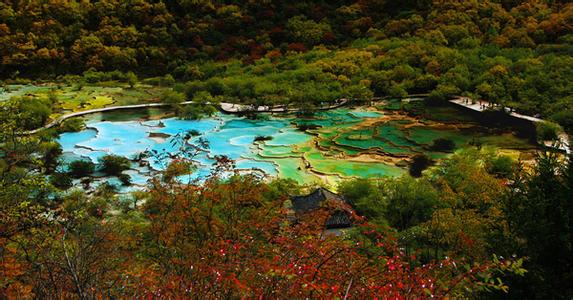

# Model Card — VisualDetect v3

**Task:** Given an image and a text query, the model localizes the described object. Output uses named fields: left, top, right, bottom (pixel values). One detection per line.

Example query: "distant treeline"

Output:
left=0, top=0, right=571, bottom=76
left=1, top=1, right=572, bottom=129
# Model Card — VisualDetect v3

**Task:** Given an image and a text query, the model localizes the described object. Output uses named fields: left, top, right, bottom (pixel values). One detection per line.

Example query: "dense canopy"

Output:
left=1, top=0, right=572, bottom=298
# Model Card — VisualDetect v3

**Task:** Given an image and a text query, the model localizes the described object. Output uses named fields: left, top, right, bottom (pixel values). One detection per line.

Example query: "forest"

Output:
left=1, top=0, right=572, bottom=298
left=1, top=0, right=573, bottom=124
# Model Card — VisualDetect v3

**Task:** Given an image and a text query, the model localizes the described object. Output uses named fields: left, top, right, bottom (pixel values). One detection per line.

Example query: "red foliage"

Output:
left=260, top=9, right=275, bottom=19
left=0, top=172, right=521, bottom=298
left=287, top=43, right=307, bottom=52
left=241, top=15, right=254, bottom=24
left=322, top=31, right=336, bottom=43
left=192, top=36, right=204, bottom=47
left=310, top=5, right=328, bottom=20
left=123, top=176, right=519, bottom=298
left=265, top=50, right=282, bottom=61
left=269, top=26, right=287, bottom=43
left=248, top=42, right=265, bottom=61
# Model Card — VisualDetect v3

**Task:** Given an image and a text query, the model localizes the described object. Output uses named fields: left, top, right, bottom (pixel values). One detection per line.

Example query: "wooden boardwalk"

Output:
left=449, top=97, right=543, bottom=122
left=24, top=101, right=194, bottom=135
left=449, top=97, right=570, bottom=155
left=220, top=99, right=348, bottom=113
left=21, top=95, right=570, bottom=156
left=23, top=99, right=349, bottom=135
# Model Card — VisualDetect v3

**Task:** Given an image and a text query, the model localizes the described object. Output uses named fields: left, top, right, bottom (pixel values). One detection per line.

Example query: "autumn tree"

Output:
left=502, top=152, right=573, bottom=298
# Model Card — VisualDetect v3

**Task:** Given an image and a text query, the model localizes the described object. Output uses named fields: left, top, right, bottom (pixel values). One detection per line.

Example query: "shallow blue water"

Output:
left=79, top=122, right=156, bottom=159
left=56, top=106, right=530, bottom=191
left=266, top=129, right=311, bottom=146
left=58, top=113, right=286, bottom=184
left=350, top=110, right=383, bottom=118
left=58, top=129, right=98, bottom=151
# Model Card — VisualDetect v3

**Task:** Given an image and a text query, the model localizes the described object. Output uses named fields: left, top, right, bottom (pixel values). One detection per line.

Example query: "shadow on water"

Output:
left=82, top=107, right=173, bottom=123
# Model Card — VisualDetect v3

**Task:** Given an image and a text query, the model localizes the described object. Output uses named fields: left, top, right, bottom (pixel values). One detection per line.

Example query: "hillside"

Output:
left=1, top=1, right=572, bottom=298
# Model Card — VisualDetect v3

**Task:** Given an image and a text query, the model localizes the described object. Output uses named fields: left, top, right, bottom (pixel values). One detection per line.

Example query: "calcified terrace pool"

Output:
left=58, top=104, right=536, bottom=189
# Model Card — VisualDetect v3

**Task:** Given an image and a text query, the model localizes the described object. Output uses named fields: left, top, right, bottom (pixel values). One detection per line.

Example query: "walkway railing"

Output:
left=22, top=99, right=350, bottom=135
left=19, top=95, right=570, bottom=156
left=448, top=96, right=570, bottom=155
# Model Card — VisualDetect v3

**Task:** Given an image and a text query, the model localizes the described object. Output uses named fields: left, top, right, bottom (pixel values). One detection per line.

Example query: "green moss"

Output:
left=305, top=150, right=405, bottom=178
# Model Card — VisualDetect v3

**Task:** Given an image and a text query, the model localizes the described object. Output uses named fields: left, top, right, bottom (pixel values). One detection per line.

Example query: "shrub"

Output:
left=254, top=135, right=273, bottom=142
left=39, top=141, right=63, bottom=173
left=384, top=177, right=441, bottom=230
left=142, top=77, right=163, bottom=85
left=163, top=159, right=195, bottom=182
left=15, top=97, right=52, bottom=130
left=188, top=129, right=201, bottom=136
left=126, top=71, right=137, bottom=88
left=192, top=91, right=215, bottom=105
left=252, top=113, right=270, bottom=121
left=487, top=155, right=514, bottom=178
left=182, top=80, right=207, bottom=98
left=536, top=121, right=562, bottom=141
left=203, top=104, right=218, bottom=117
left=49, top=172, right=73, bottom=190
left=161, top=90, right=186, bottom=106
left=551, top=110, right=573, bottom=134
left=118, top=173, right=131, bottom=186
left=93, top=182, right=117, bottom=198
left=58, top=118, right=85, bottom=133
left=173, top=63, right=204, bottom=81
left=429, top=138, right=456, bottom=152
left=179, top=97, right=217, bottom=120
left=179, top=105, right=204, bottom=120
left=162, top=74, right=175, bottom=86
left=83, top=70, right=128, bottom=83
left=47, top=90, right=58, bottom=104
left=99, top=155, right=131, bottom=176
left=296, top=123, right=322, bottom=131
left=68, top=160, right=95, bottom=178
left=409, top=154, right=433, bottom=177
left=205, top=78, right=226, bottom=95
left=143, top=75, right=175, bottom=86
left=428, top=84, right=460, bottom=104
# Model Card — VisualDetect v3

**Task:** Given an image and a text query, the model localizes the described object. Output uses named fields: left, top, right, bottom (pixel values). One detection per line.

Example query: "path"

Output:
left=449, top=96, right=570, bottom=155
left=24, top=101, right=193, bottom=135
left=23, top=99, right=349, bottom=135
left=449, top=97, right=544, bottom=122
left=219, top=98, right=348, bottom=113
left=22, top=95, right=570, bottom=156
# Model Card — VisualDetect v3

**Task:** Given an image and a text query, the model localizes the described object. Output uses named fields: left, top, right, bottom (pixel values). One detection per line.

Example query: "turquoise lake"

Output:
left=57, top=106, right=537, bottom=190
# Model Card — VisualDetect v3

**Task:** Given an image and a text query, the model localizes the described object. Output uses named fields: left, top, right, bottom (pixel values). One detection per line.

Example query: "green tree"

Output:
left=429, top=138, right=456, bottom=152
left=487, top=155, right=514, bottom=178
left=38, top=141, right=62, bottom=174
left=179, top=91, right=218, bottom=120
left=161, top=90, right=186, bottom=106
left=58, top=118, right=85, bottom=133
left=126, top=71, right=137, bottom=88
left=551, top=110, right=573, bottom=134
left=339, top=178, right=387, bottom=226
left=49, top=172, right=73, bottom=190
left=409, top=154, right=432, bottom=177
left=426, top=149, right=508, bottom=259
left=504, top=153, right=573, bottom=298
left=99, top=155, right=130, bottom=176
left=536, top=121, right=562, bottom=141
left=339, top=176, right=440, bottom=230
left=286, top=16, right=332, bottom=46
left=68, top=160, right=95, bottom=178
left=12, top=97, right=53, bottom=130
left=383, top=177, right=440, bottom=231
